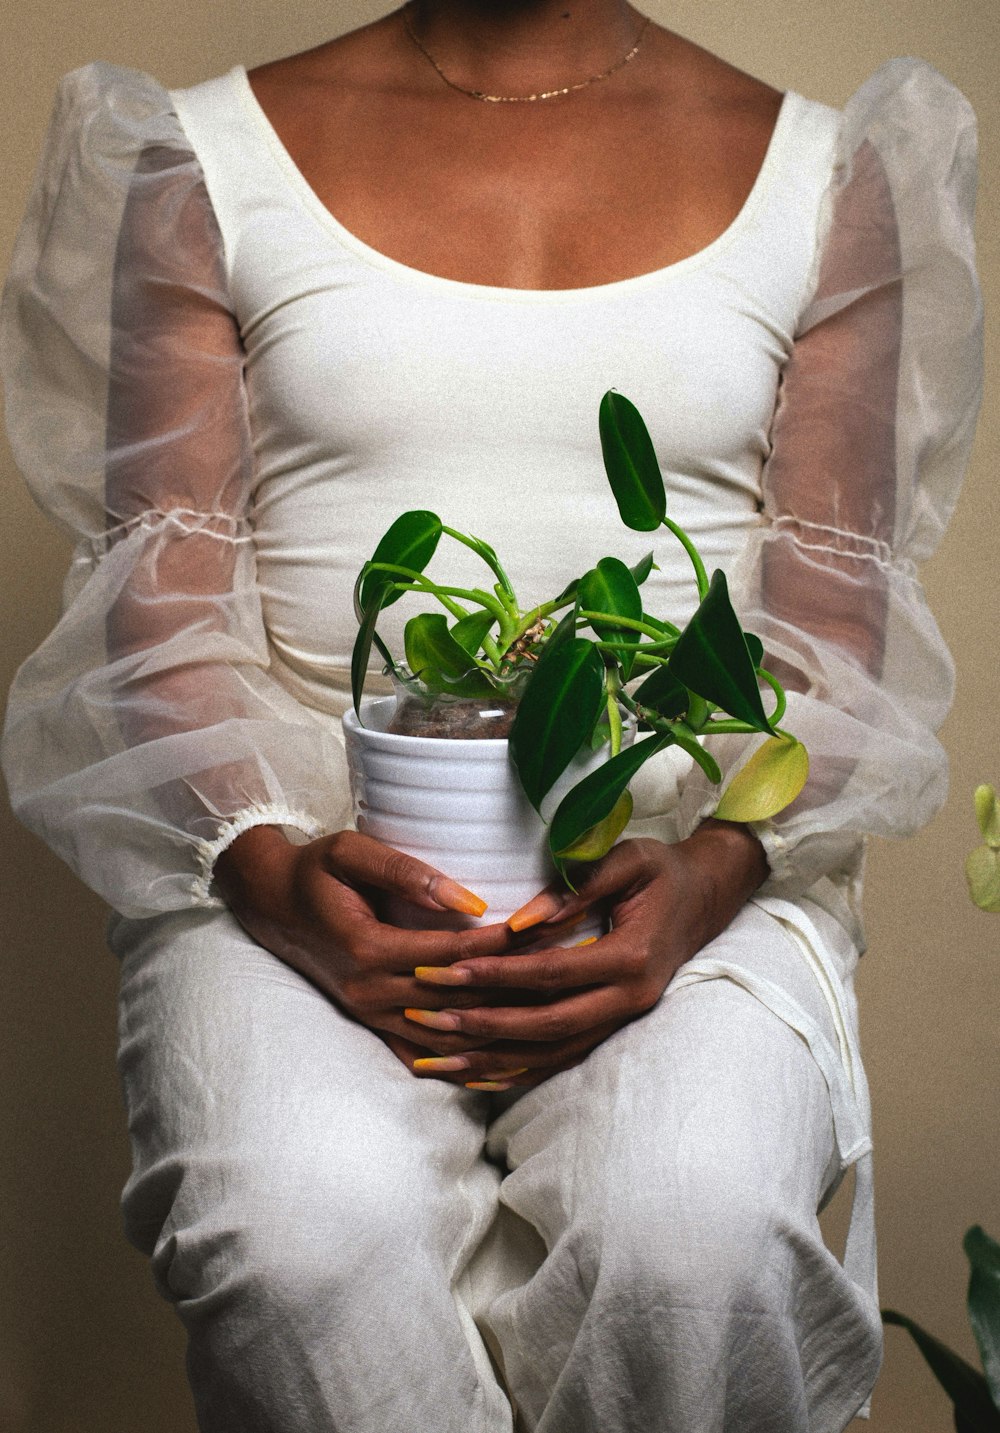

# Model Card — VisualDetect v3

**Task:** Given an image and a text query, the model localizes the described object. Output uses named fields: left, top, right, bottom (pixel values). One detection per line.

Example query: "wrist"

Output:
left=214, top=824, right=295, bottom=906
left=680, top=818, right=769, bottom=941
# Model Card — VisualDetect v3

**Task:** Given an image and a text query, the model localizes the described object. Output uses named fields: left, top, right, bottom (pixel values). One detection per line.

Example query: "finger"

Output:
left=310, top=880, right=523, bottom=975
left=531, top=840, right=662, bottom=922
left=322, top=829, right=490, bottom=917
left=413, top=929, right=638, bottom=994
left=405, top=983, right=644, bottom=1044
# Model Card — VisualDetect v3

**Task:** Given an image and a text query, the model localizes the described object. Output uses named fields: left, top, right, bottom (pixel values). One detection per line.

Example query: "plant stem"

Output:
left=578, top=609, right=678, bottom=642
left=605, top=671, right=623, bottom=757
left=661, top=516, right=710, bottom=600
left=441, top=526, right=518, bottom=604
left=757, top=665, right=787, bottom=727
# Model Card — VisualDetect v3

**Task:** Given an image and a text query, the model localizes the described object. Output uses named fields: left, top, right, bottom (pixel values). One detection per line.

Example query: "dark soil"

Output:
left=387, top=697, right=519, bottom=740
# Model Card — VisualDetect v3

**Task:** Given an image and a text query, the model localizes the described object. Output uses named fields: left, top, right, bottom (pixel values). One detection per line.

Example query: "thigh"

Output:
left=110, top=906, right=498, bottom=1286
left=487, top=900, right=847, bottom=1250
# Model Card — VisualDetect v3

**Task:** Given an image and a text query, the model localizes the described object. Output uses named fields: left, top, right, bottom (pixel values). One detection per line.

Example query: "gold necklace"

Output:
left=402, top=4, right=651, bottom=104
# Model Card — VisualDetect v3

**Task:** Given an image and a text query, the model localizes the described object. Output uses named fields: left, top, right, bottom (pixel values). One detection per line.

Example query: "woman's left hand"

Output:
left=398, top=819, right=769, bottom=1089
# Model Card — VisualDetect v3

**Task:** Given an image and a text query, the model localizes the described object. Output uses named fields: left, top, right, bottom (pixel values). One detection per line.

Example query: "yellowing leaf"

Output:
left=966, top=845, right=1000, bottom=914
left=554, top=791, right=633, bottom=862
left=714, top=737, right=809, bottom=823
left=974, top=785, right=1000, bottom=849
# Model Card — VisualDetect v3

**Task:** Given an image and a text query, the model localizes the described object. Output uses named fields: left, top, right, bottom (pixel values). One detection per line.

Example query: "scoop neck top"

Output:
left=219, top=62, right=799, bottom=304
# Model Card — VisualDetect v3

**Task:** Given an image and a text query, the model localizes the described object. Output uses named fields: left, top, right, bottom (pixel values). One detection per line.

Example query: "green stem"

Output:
left=757, top=665, right=787, bottom=728
left=578, top=609, right=678, bottom=642
left=661, top=516, right=710, bottom=600
left=442, top=526, right=518, bottom=604
left=605, top=671, right=623, bottom=757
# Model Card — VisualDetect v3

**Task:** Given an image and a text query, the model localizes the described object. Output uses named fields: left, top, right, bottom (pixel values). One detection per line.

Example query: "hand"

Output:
left=401, top=821, right=769, bottom=1089
left=214, top=825, right=528, bottom=1056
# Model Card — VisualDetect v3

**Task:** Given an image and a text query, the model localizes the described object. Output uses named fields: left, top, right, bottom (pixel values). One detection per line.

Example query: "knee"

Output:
left=140, top=1141, right=432, bottom=1316
left=589, top=1168, right=802, bottom=1320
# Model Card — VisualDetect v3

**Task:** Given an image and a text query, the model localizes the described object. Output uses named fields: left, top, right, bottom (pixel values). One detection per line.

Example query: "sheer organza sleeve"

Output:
left=676, top=59, right=983, bottom=909
left=1, top=64, right=351, bottom=917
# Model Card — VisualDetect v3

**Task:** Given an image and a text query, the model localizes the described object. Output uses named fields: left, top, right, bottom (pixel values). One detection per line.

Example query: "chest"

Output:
left=250, top=84, right=782, bottom=290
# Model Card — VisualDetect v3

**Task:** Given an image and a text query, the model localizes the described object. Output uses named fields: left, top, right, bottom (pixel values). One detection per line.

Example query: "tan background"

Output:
left=1, top=1, right=997, bottom=1429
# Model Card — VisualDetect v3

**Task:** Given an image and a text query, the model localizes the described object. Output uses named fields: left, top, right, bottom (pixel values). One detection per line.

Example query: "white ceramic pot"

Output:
left=342, top=696, right=613, bottom=943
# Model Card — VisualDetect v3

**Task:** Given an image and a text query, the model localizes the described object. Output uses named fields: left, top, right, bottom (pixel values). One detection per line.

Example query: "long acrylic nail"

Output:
left=479, top=1068, right=529, bottom=1081
left=431, top=877, right=488, bottom=918
left=413, top=1056, right=471, bottom=1072
left=404, top=1008, right=462, bottom=1032
left=466, top=1080, right=514, bottom=1092
left=414, top=965, right=472, bottom=986
left=507, top=890, right=569, bottom=932
left=576, top=936, right=598, bottom=946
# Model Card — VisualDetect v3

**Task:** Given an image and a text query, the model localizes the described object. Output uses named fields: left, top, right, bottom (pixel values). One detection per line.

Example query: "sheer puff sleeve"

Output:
left=1, top=64, right=352, bottom=918
left=675, top=59, right=983, bottom=933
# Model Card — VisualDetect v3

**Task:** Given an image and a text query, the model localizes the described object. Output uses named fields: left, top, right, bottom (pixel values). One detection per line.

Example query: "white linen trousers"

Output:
left=110, top=893, right=881, bottom=1433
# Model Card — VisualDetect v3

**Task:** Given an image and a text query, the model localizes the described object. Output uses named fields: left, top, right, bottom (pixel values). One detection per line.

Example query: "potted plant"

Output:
left=343, top=392, right=809, bottom=930
left=882, top=1225, right=1000, bottom=1431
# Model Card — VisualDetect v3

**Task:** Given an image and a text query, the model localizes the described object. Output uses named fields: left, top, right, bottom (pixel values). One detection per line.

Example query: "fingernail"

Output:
left=480, top=1068, right=529, bottom=1080
left=413, top=1056, right=471, bottom=1072
left=404, top=1008, right=462, bottom=1032
left=508, top=890, right=568, bottom=932
left=414, top=965, right=472, bottom=986
left=432, top=877, right=488, bottom=918
left=466, top=1080, right=514, bottom=1092
left=576, top=936, right=598, bottom=946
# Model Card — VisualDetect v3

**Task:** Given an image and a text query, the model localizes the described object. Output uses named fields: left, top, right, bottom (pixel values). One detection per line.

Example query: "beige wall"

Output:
left=1, top=2, right=997, bottom=1429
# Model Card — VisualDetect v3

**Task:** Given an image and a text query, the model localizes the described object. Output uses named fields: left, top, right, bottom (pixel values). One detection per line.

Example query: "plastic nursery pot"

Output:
left=342, top=695, right=621, bottom=944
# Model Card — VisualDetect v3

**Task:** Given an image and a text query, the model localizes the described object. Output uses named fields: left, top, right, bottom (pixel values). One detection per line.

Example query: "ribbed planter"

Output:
left=343, top=696, right=612, bottom=944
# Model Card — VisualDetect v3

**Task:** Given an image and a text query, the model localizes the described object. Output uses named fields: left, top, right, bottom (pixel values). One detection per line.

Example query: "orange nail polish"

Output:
left=414, top=965, right=472, bottom=986
left=433, top=877, right=488, bottom=918
left=480, top=1068, right=529, bottom=1080
left=413, top=1056, right=470, bottom=1072
left=507, top=890, right=567, bottom=932
left=575, top=936, right=598, bottom=946
left=404, top=1008, right=462, bottom=1032
left=465, top=1080, right=514, bottom=1092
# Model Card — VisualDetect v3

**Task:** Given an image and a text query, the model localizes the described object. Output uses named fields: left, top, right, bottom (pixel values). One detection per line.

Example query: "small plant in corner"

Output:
left=882, top=1225, right=1000, bottom=1431
left=351, top=391, right=809, bottom=883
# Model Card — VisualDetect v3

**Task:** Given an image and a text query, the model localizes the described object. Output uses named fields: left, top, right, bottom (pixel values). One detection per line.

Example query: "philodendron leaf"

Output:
left=351, top=581, right=390, bottom=722
left=967, top=846, right=1000, bottom=914
left=579, top=557, right=643, bottom=679
left=633, top=664, right=688, bottom=721
left=509, top=639, right=606, bottom=812
left=359, top=510, right=442, bottom=613
left=599, top=391, right=666, bottom=532
left=881, top=1311, right=1000, bottom=1430
left=450, top=609, right=496, bottom=657
left=975, top=786, right=1000, bottom=848
left=668, top=569, right=772, bottom=732
left=744, top=632, right=765, bottom=669
left=714, top=737, right=809, bottom=823
left=630, top=552, right=656, bottom=586
left=548, top=734, right=670, bottom=859
left=403, top=613, right=495, bottom=698
left=966, top=1226, right=1000, bottom=1407
left=555, top=790, right=634, bottom=863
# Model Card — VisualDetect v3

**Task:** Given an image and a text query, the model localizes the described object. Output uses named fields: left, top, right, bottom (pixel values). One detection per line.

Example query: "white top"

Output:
left=0, top=57, right=983, bottom=935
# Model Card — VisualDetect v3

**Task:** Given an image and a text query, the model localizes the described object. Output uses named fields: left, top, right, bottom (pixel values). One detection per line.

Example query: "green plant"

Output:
left=882, top=1226, right=1000, bottom=1431
left=967, top=786, right=1000, bottom=913
left=352, top=391, right=808, bottom=881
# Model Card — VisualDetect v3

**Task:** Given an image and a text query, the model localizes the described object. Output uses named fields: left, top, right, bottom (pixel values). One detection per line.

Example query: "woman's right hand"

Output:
left=213, top=824, right=520, bottom=1054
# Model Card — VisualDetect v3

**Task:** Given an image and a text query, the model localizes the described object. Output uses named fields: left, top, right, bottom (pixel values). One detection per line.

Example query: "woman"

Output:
left=0, top=1, right=982, bottom=1429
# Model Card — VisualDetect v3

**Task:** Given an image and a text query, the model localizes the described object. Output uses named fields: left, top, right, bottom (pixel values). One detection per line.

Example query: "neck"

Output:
left=403, top=0, right=645, bottom=98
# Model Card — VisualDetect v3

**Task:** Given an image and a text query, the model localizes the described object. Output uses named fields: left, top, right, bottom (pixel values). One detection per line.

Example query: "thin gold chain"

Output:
left=402, top=4, right=651, bottom=103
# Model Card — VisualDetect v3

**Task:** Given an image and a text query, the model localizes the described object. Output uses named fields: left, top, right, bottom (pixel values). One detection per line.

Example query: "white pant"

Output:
left=110, top=898, right=881, bottom=1433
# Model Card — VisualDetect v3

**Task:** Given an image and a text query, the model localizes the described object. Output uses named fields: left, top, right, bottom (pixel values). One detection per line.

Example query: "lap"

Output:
left=110, top=897, right=858, bottom=1266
